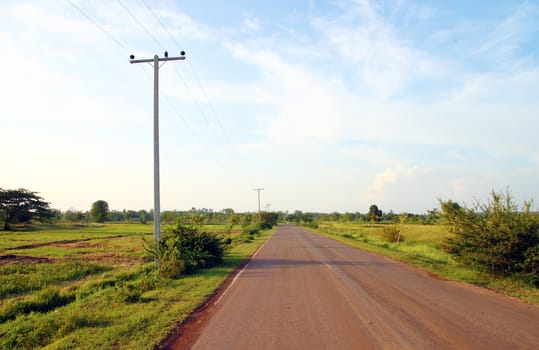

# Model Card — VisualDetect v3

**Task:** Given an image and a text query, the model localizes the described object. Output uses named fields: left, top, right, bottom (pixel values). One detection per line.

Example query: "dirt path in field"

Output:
left=163, top=225, right=539, bottom=350
left=0, top=254, right=51, bottom=264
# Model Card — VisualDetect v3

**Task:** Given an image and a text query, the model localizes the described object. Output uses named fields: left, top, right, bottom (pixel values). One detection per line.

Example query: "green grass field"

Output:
left=311, top=222, right=539, bottom=305
left=0, top=223, right=272, bottom=349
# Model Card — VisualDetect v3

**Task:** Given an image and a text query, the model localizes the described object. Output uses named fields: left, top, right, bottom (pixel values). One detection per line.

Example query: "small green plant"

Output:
left=139, top=270, right=163, bottom=293
left=114, top=282, right=141, bottom=303
left=382, top=225, right=405, bottom=243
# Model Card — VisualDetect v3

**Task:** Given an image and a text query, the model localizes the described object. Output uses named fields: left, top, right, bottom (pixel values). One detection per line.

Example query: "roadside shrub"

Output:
left=242, top=223, right=261, bottom=235
left=382, top=225, right=405, bottom=243
left=145, top=224, right=226, bottom=277
left=440, top=190, right=539, bottom=286
left=259, top=211, right=278, bottom=228
left=258, top=221, right=273, bottom=230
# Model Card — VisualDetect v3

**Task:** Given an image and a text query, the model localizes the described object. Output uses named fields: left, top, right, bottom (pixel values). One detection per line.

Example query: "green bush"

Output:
left=382, top=225, right=404, bottom=243
left=440, top=190, right=539, bottom=286
left=242, top=223, right=261, bottom=235
left=145, top=224, right=226, bottom=277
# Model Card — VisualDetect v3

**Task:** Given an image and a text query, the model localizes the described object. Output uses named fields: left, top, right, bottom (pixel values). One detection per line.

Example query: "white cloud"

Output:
left=152, top=6, right=212, bottom=42
left=365, top=165, right=425, bottom=193
left=242, top=16, right=261, bottom=32
left=312, top=0, right=436, bottom=98
left=472, top=1, right=539, bottom=62
left=359, top=165, right=434, bottom=212
left=368, top=168, right=398, bottom=192
left=224, top=43, right=347, bottom=148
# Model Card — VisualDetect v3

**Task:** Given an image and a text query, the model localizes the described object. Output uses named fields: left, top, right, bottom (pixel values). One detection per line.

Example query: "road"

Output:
left=175, top=225, right=539, bottom=349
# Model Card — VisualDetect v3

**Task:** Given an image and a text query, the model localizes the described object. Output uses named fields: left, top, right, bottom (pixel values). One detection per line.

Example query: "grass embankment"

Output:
left=0, top=223, right=273, bottom=349
left=309, top=222, right=539, bottom=305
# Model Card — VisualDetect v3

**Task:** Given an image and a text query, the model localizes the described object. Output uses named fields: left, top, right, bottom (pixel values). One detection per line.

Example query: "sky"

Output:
left=1, top=0, right=538, bottom=214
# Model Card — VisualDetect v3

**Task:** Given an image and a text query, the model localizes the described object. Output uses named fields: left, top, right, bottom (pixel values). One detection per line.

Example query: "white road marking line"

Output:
left=214, top=235, right=271, bottom=306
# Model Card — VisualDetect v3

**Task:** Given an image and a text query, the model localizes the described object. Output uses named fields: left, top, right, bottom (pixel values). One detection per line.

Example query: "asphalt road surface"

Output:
left=179, top=225, right=539, bottom=349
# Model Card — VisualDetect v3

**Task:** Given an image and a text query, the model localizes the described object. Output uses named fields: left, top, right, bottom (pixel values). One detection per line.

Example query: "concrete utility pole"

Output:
left=265, top=203, right=271, bottom=211
left=253, top=188, right=264, bottom=221
left=130, top=51, right=186, bottom=266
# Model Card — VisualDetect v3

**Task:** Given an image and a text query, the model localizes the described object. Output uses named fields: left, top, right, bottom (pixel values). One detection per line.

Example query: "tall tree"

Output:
left=368, top=204, right=382, bottom=226
left=90, top=200, right=109, bottom=223
left=0, top=188, right=52, bottom=230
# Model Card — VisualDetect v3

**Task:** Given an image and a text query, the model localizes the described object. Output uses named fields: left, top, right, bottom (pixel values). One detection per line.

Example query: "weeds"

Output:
left=382, top=225, right=405, bottom=243
left=0, top=261, right=109, bottom=298
left=0, top=286, right=75, bottom=322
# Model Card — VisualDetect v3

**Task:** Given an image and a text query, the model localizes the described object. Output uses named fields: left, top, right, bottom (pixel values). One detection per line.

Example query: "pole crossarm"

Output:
left=130, top=56, right=185, bottom=64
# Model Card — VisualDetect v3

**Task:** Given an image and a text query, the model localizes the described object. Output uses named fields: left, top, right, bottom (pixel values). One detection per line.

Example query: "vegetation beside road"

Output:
left=0, top=223, right=274, bottom=349
left=308, top=221, right=539, bottom=305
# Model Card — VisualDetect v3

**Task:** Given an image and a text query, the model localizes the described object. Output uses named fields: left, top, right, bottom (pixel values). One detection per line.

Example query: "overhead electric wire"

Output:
left=119, top=0, right=229, bottom=149
left=66, top=0, right=130, bottom=53
left=65, top=0, right=226, bottom=170
left=141, top=0, right=232, bottom=146
left=117, top=0, right=165, bottom=51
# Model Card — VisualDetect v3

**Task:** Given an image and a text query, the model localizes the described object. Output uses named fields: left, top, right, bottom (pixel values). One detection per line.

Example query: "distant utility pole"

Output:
left=265, top=203, right=271, bottom=211
left=253, top=188, right=264, bottom=221
left=130, top=51, right=186, bottom=266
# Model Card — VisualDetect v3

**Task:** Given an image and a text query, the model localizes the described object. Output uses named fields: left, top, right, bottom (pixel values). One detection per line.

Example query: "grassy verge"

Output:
left=307, top=223, right=539, bottom=305
left=0, top=223, right=273, bottom=349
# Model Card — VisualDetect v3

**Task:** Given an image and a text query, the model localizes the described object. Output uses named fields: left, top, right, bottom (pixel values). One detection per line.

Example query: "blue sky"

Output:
left=1, top=0, right=538, bottom=214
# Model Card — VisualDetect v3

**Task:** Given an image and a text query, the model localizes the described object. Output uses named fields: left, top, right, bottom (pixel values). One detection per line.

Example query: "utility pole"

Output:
left=253, top=188, right=264, bottom=221
left=130, top=51, right=186, bottom=267
left=265, top=203, right=271, bottom=211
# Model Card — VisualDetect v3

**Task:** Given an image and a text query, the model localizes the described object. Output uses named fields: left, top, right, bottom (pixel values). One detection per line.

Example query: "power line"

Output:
left=141, top=0, right=232, bottom=146
left=66, top=0, right=130, bottom=53
left=117, top=0, right=165, bottom=51
left=121, top=0, right=228, bottom=150
left=170, top=65, right=227, bottom=146
left=65, top=1, right=227, bottom=170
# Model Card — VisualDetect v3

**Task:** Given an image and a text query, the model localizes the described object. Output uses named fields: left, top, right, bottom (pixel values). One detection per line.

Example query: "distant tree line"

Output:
left=74, top=204, right=442, bottom=227
left=1, top=189, right=444, bottom=231
left=285, top=207, right=442, bottom=227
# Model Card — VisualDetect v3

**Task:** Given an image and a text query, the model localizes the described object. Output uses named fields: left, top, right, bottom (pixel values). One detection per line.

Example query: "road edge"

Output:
left=156, top=229, right=274, bottom=350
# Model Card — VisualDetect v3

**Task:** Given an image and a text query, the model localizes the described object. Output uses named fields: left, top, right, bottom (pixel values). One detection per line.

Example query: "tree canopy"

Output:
left=0, top=188, right=53, bottom=230
left=368, top=204, right=382, bottom=225
left=90, top=200, right=109, bottom=223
